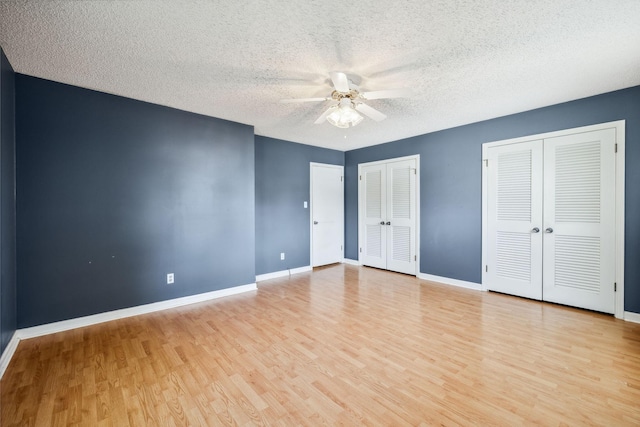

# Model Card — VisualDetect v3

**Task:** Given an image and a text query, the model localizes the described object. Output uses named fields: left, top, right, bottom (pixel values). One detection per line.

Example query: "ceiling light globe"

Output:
left=326, top=104, right=364, bottom=128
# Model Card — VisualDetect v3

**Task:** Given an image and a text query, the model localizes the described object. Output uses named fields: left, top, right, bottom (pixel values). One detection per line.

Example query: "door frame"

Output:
left=310, top=162, right=344, bottom=267
left=481, top=120, right=626, bottom=319
left=357, top=154, right=421, bottom=275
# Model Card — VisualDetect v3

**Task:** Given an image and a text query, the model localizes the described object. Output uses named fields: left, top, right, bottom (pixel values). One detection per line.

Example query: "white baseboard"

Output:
left=624, top=311, right=640, bottom=324
left=17, top=283, right=257, bottom=340
left=0, top=332, right=20, bottom=380
left=290, top=265, right=312, bottom=275
left=417, top=273, right=482, bottom=291
left=256, top=265, right=312, bottom=282
left=342, top=258, right=361, bottom=266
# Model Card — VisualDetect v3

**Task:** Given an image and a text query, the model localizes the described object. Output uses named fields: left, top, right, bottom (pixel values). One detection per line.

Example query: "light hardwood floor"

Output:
left=2, top=264, right=639, bottom=426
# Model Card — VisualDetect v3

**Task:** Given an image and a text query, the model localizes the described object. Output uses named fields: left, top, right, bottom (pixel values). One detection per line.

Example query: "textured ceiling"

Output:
left=1, top=1, right=639, bottom=151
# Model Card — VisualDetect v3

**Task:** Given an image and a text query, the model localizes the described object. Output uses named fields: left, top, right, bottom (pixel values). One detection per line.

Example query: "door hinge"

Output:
left=341, top=245, right=343, bottom=251
left=341, top=176, right=343, bottom=182
left=359, top=175, right=362, bottom=181
left=484, top=159, right=488, bottom=167
left=615, top=143, right=618, bottom=153
left=614, top=282, right=617, bottom=292
left=485, top=265, right=488, bottom=273
left=414, top=255, right=417, bottom=261
left=359, top=247, right=362, bottom=253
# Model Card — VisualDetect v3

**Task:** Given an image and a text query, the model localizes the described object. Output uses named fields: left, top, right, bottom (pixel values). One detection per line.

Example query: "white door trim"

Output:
left=357, top=154, right=420, bottom=275
left=310, top=162, right=344, bottom=267
left=482, top=120, right=625, bottom=319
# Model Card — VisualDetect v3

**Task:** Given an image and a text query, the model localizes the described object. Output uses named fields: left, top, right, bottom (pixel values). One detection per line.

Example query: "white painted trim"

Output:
left=483, top=121, right=625, bottom=149
left=310, top=162, right=345, bottom=268
left=481, top=144, right=489, bottom=291
left=481, top=120, right=625, bottom=317
left=415, top=156, right=421, bottom=275
left=256, top=265, right=312, bottom=282
left=17, top=283, right=257, bottom=340
left=614, top=122, right=625, bottom=319
left=256, top=270, right=290, bottom=282
left=355, top=154, right=420, bottom=168
left=357, top=154, right=420, bottom=275
left=418, top=273, right=482, bottom=291
left=0, top=332, right=19, bottom=380
left=624, top=311, right=640, bottom=324
left=290, top=265, right=312, bottom=275
left=342, top=258, right=361, bottom=266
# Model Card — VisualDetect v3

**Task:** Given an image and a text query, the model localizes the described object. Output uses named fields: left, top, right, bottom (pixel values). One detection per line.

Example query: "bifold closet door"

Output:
left=542, top=129, right=616, bottom=313
left=385, top=159, right=417, bottom=275
left=486, top=140, right=544, bottom=300
left=360, top=163, right=387, bottom=270
left=360, top=159, right=417, bottom=275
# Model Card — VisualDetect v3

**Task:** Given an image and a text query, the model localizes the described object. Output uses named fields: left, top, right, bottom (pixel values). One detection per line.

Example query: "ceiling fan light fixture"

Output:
left=326, top=103, right=363, bottom=128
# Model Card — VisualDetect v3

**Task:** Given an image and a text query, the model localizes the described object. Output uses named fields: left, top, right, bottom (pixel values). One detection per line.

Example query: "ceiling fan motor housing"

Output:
left=331, top=89, right=360, bottom=101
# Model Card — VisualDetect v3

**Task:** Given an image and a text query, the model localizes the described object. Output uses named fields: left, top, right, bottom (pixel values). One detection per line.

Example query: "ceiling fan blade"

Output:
left=355, top=103, right=387, bottom=122
left=360, top=88, right=412, bottom=100
left=314, top=106, right=336, bottom=124
left=280, top=97, right=329, bottom=103
left=330, top=72, right=350, bottom=93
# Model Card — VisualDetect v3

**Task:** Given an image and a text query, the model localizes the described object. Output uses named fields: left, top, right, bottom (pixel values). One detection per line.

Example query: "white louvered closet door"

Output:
left=542, top=129, right=616, bottom=313
left=359, top=158, right=417, bottom=275
left=386, top=159, right=417, bottom=275
left=360, top=164, right=387, bottom=269
left=486, top=140, right=544, bottom=300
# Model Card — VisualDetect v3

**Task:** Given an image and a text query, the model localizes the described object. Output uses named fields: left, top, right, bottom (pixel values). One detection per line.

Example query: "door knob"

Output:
left=386, top=221, right=391, bottom=225
left=545, top=227, right=554, bottom=233
left=313, top=221, right=318, bottom=225
left=532, top=227, right=540, bottom=233
left=380, top=221, right=385, bottom=225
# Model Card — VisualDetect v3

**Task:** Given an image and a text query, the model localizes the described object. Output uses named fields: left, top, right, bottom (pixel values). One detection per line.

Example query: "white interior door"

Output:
left=386, top=159, right=417, bottom=275
left=486, top=140, right=544, bottom=300
left=360, top=163, right=387, bottom=269
left=311, top=164, right=344, bottom=267
left=359, top=157, right=417, bottom=275
left=542, top=129, right=616, bottom=313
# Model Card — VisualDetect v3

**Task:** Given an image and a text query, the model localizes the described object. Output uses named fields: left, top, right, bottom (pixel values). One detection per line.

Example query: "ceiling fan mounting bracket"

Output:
left=331, top=89, right=360, bottom=101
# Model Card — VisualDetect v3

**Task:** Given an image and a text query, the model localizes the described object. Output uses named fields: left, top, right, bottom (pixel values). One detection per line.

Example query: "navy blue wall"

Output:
left=0, top=49, right=17, bottom=353
left=345, top=85, right=640, bottom=314
left=16, top=75, right=255, bottom=328
left=255, top=136, right=343, bottom=275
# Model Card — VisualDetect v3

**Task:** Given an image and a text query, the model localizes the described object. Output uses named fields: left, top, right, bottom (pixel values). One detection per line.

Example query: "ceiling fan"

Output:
left=280, top=72, right=410, bottom=128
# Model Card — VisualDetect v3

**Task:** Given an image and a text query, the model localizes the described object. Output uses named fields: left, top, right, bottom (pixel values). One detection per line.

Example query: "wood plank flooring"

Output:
left=2, top=264, right=640, bottom=426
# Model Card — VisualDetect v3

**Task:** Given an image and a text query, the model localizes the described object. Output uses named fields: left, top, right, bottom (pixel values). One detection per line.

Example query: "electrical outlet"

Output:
left=304, top=201, right=308, bottom=208
left=167, top=273, right=174, bottom=284
left=280, top=252, right=285, bottom=260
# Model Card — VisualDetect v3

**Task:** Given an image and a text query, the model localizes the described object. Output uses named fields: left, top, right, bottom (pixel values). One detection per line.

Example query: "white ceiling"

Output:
left=1, top=1, right=639, bottom=151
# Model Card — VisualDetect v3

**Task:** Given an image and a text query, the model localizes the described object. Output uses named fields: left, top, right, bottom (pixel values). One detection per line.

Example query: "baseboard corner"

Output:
left=0, top=332, right=20, bottom=380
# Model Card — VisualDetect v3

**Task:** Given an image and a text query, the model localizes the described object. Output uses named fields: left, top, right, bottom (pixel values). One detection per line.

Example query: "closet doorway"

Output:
left=482, top=121, right=625, bottom=317
left=358, top=155, right=420, bottom=275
